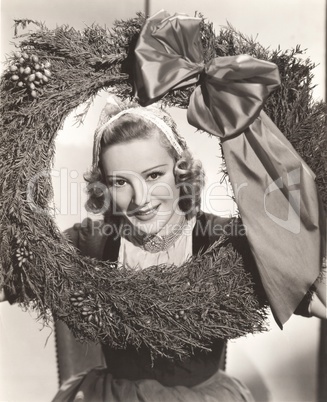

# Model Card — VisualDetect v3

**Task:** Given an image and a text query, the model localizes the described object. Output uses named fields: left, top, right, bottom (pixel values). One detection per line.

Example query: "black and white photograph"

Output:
left=1, top=1, right=326, bottom=401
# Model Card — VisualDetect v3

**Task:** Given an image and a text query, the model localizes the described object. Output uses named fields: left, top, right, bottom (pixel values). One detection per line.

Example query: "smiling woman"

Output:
left=87, top=100, right=204, bottom=234
left=85, top=98, right=207, bottom=269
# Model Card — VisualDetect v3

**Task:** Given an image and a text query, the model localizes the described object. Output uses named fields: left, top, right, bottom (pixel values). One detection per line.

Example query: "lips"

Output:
left=131, top=204, right=160, bottom=220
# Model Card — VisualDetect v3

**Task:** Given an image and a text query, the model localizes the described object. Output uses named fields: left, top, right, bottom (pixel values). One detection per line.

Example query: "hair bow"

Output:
left=134, top=10, right=325, bottom=327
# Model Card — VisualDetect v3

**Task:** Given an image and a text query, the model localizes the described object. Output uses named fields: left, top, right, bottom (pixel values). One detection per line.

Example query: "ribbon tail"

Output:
left=221, top=112, right=324, bottom=326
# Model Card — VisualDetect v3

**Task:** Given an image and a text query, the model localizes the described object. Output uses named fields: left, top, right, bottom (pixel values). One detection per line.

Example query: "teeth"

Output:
left=139, top=208, right=154, bottom=215
left=137, top=206, right=158, bottom=215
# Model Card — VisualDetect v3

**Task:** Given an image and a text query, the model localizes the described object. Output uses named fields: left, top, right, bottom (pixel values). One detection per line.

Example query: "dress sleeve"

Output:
left=2, top=283, right=20, bottom=305
left=228, top=224, right=269, bottom=308
left=65, top=218, right=109, bottom=260
left=293, top=288, right=314, bottom=317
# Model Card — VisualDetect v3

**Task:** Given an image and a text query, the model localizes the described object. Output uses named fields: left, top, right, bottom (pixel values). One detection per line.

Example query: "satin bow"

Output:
left=134, top=10, right=325, bottom=327
left=135, top=11, right=280, bottom=137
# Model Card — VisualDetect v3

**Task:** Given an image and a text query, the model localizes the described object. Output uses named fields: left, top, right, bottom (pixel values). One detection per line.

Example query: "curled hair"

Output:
left=175, top=150, right=205, bottom=218
left=84, top=105, right=205, bottom=220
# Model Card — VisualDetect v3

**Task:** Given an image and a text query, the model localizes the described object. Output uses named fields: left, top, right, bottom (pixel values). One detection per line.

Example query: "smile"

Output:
left=132, top=204, right=160, bottom=219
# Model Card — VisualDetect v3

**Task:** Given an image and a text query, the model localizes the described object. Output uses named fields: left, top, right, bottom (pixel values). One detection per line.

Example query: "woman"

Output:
left=52, top=97, right=325, bottom=402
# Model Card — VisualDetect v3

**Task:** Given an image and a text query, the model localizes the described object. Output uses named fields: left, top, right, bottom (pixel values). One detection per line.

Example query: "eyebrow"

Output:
left=106, top=174, right=125, bottom=179
left=106, top=164, right=168, bottom=179
left=141, top=164, right=168, bottom=174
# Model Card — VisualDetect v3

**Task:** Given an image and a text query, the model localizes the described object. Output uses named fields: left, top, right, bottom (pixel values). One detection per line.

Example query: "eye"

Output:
left=147, top=171, right=164, bottom=181
left=115, top=179, right=127, bottom=187
left=108, top=178, right=127, bottom=188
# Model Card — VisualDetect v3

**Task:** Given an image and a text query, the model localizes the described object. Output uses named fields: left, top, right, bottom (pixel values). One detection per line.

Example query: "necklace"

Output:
left=131, top=215, right=187, bottom=253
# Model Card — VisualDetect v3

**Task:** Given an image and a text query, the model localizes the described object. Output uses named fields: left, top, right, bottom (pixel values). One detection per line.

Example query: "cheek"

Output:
left=149, top=174, right=179, bottom=200
left=110, top=188, right=131, bottom=211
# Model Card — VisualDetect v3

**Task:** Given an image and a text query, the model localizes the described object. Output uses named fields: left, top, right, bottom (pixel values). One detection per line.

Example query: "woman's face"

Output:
left=101, top=132, right=181, bottom=235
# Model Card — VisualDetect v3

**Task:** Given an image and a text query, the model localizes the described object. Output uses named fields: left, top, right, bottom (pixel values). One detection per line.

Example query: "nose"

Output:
left=131, top=178, right=149, bottom=207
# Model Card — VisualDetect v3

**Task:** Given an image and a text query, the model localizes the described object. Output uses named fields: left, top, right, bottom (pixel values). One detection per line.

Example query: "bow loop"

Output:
left=135, top=11, right=205, bottom=102
left=189, top=55, right=281, bottom=137
left=152, top=12, right=204, bottom=64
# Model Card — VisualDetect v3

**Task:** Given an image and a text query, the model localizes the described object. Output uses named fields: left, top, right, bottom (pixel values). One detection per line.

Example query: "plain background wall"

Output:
left=1, top=1, right=325, bottom=401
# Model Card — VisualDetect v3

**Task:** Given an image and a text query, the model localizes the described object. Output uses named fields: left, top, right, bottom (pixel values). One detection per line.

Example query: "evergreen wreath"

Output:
left=0, top=13, right=326, bottom=360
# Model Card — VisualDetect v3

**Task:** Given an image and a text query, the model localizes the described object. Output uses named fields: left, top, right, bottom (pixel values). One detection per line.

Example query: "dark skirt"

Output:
left=52, top=367, right=254, bottom=402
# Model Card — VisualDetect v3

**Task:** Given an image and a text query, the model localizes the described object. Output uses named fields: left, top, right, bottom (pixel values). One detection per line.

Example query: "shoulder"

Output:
left=192, top=211, right=251, bottom=256
left=64, top=218, right=114, bottom=259
left=194, top=211, right=245, bottom=240
left=192, top=211, right=237, bottom=254
left=194, top=212, right=266, bottom=298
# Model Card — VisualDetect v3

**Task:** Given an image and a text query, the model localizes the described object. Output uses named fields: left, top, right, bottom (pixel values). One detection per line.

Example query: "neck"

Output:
left=156, top=209, right=185, bottom=237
